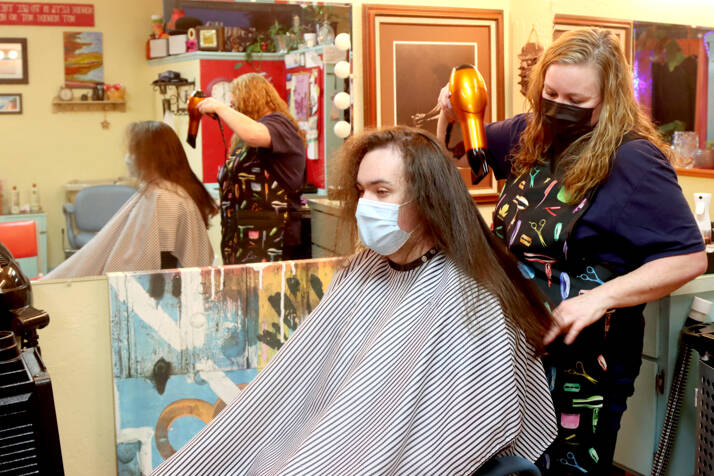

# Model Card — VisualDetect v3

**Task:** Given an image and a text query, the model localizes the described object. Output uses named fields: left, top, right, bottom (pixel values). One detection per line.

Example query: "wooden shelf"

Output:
left=52, top=98, right=126, bottom=112
left=675, top=167, right=714, bottom=179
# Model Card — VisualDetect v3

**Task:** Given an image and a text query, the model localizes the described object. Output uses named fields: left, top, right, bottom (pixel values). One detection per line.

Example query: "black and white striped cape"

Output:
left=42, top=181, right=213, bottom=280
left=152, top=250, right=557, bottom=476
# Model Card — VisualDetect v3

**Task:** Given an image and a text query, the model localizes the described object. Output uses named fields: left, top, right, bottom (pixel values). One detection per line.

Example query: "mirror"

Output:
left=633, top=21, right=714, bottom=169
left=42, top=0, right=352, bottom=278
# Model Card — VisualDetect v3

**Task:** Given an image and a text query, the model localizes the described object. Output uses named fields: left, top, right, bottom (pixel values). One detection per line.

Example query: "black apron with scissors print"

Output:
left=492, top=150, right=644, bottom=475
left=219, top=143, right=293, bottom=264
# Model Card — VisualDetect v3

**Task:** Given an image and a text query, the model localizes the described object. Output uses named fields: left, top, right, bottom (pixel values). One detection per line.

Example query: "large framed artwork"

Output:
left=363, top=5, right=504, bottom=203
left=553, top=15, right=633, bottom=64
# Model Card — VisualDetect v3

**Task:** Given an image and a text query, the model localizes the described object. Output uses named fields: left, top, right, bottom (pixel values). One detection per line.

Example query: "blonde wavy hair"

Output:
left=230, top=73, right=305, bottom=148
left=513, top=28, right=672, bottom=202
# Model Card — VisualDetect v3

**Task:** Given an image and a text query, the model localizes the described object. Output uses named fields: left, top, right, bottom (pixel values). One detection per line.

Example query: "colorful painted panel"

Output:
left=108, top=258, right=341, bottom=474
left=63, top=31, right=103, bottom=87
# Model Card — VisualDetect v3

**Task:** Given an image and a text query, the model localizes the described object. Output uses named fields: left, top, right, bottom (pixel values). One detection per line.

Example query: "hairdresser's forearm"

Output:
left=596, top=251, right=707, bottom=310
left=215, top=104, right=272, bottom=148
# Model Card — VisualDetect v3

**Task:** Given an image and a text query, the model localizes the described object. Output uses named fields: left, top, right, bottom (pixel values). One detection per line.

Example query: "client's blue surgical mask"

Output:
left=355, top=198, right=412, bottom=256
left=125, top=153, right=138, bottom=177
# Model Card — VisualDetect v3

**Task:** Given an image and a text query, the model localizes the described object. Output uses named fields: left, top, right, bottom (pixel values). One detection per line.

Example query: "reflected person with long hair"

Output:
left=43, top=121, right=217, bottom=279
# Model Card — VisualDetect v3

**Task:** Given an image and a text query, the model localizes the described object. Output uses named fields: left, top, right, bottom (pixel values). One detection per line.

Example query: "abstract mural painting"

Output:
left=108, top=258, right=341, bottom=475
left=63, top=31, right=103, bottom=87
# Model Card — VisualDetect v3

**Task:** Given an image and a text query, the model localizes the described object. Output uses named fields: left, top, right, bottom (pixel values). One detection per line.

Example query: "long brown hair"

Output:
left=514, top=28, right=672, bottom=203
left=333, top=126, right=553, bottom=352
left=230, top=73, right=305, bottom=148
left=126, top=121, right=218, bottom=227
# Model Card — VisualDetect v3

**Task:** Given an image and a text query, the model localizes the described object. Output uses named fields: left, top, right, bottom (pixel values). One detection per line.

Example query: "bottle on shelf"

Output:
left=30, top=183, right=41, bottom=213
left=10, top=186, right=20, bottom=214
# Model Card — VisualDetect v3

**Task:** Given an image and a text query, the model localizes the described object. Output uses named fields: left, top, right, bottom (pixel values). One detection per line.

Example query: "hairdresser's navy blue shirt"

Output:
left=485, top=113, right=704, bottom=272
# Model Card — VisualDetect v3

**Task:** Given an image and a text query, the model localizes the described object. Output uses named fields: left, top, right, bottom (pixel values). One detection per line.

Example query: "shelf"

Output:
left=145, top=45, right=337, bottom=66
left=52, top=98, right=126, bottom=112
left=675, top=167, right=714, bottom=178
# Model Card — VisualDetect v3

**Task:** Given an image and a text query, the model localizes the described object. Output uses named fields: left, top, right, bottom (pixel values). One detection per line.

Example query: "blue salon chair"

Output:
left=63, top=184, right=136, bottom=255
left=474, top=455, right=541, bottom=476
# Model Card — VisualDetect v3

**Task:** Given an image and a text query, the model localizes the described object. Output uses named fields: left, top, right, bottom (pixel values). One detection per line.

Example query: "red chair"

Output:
left=0, top=220, right=40, bottom=278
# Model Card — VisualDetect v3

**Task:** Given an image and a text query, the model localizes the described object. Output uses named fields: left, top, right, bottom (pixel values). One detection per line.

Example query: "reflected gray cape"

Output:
left=153, top=250, right=557, bottom=475
left=43, top=182, right=213, bottom=280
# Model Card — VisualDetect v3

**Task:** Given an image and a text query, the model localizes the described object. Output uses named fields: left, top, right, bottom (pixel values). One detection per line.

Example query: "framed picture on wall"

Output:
left=0, top=38, right=28, bottom=84
left=363, top=5, right=504, bottom=203
left=553, top=15, right=633, bottom=64
left=0, top=93, right=22, bottom=114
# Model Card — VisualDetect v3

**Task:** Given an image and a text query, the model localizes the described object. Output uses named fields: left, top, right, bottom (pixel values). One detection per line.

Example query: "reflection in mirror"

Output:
left=633, top=21, right=714, bottom=169
left=43, top=0, right=353, bottom=278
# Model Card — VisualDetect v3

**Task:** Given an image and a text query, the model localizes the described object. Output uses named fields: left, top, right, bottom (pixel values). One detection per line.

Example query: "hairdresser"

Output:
left=439, top=28, right=706, bottom=475
left=197, top=73, right=305, bottom=264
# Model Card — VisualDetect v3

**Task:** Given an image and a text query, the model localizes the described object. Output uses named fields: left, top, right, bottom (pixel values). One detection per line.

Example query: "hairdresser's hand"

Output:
left=438, top=83, right=455, bottom=122
left=197, top=97, right=228, bottom=116
left=543, top=291, right=610, bottom=346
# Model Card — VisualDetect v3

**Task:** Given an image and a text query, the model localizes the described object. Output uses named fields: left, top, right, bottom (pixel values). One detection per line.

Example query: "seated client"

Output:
left=151, top=126, right=557, bottom=475
left=43, top=121, right=217, bottom=279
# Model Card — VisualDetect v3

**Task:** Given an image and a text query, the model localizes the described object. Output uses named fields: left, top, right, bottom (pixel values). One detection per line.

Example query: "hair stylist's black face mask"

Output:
left=541, top=97, right=595, bottom=144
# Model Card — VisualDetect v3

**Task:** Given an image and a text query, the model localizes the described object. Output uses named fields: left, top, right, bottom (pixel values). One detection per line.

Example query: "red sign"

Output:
left=0, top=2, right=94, bottom=26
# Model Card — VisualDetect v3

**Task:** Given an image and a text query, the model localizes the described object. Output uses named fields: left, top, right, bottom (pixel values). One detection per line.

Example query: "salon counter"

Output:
left=614, top=273, right=714, bottom=475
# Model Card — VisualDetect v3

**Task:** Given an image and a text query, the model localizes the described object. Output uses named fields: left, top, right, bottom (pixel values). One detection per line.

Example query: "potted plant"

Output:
left=301, top=5, right=348, bottom=45
left=268, top=20, right=288, bottom=53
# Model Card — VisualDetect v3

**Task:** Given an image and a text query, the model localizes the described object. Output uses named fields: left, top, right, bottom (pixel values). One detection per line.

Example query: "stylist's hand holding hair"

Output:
left=440, top=28, right=707, bottom=475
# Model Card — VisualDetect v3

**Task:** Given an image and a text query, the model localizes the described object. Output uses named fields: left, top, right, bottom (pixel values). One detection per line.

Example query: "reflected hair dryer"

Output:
left=449, top=64, right=491, bottom=184
left=187, top=90, right=218, bottom=149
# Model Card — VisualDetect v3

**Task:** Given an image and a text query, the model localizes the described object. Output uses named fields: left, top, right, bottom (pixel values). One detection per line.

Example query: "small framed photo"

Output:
left=0, top=93, right=22, bottom=114
left=197, top=26, right=224, bottom=51
left=0, top=38, right=28, bottom=84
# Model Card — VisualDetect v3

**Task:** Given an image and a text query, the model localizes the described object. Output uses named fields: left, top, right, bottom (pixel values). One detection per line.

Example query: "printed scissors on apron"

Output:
left=529, top=219, right=547, bottom=246
left=577, top=266, right=604, bottom=285
left=560, top=452, right=587, bottom=473
left=565, top=361, right=599, bottom=384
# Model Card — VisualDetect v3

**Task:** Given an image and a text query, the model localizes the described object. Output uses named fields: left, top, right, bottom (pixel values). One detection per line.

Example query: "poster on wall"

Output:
left=63, top=31, right=103, bottom=87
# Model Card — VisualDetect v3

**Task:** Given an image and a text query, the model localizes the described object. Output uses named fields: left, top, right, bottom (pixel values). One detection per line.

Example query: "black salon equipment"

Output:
left=0, top=242, right=64, bottom=474
left=651, top=297, right=714, bottom=476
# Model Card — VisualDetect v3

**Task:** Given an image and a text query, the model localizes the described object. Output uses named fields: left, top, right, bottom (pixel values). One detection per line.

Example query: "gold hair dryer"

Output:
left=187, top=90, right=218, bottom=149
left=449, top=64, right=491, bottom=184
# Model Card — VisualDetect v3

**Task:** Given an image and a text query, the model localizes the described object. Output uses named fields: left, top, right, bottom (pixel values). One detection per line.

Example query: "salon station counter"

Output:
left=29, top=265, right=714, bottom=475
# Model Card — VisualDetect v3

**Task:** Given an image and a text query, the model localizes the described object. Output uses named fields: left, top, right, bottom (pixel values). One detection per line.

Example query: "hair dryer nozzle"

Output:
left=467, top=148, right=491, bottom=185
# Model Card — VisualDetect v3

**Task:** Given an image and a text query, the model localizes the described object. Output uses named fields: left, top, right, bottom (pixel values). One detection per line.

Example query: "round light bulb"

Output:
left=333, top=92, right=351, bottom=110
left=0, top=51, right=5, bottom=60
left=334, top=120, right=351, bottom=139
left=334, top=61, right=350, bottom=79
left=334, top=33, right=351, bottom=51
left=8, top=50, right=18, bottom=60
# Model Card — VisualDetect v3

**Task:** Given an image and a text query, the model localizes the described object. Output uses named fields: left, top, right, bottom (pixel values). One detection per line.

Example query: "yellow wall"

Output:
left=33, top=277, right=115, bottom=476
left=1, top=0, right=162, bottom=269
